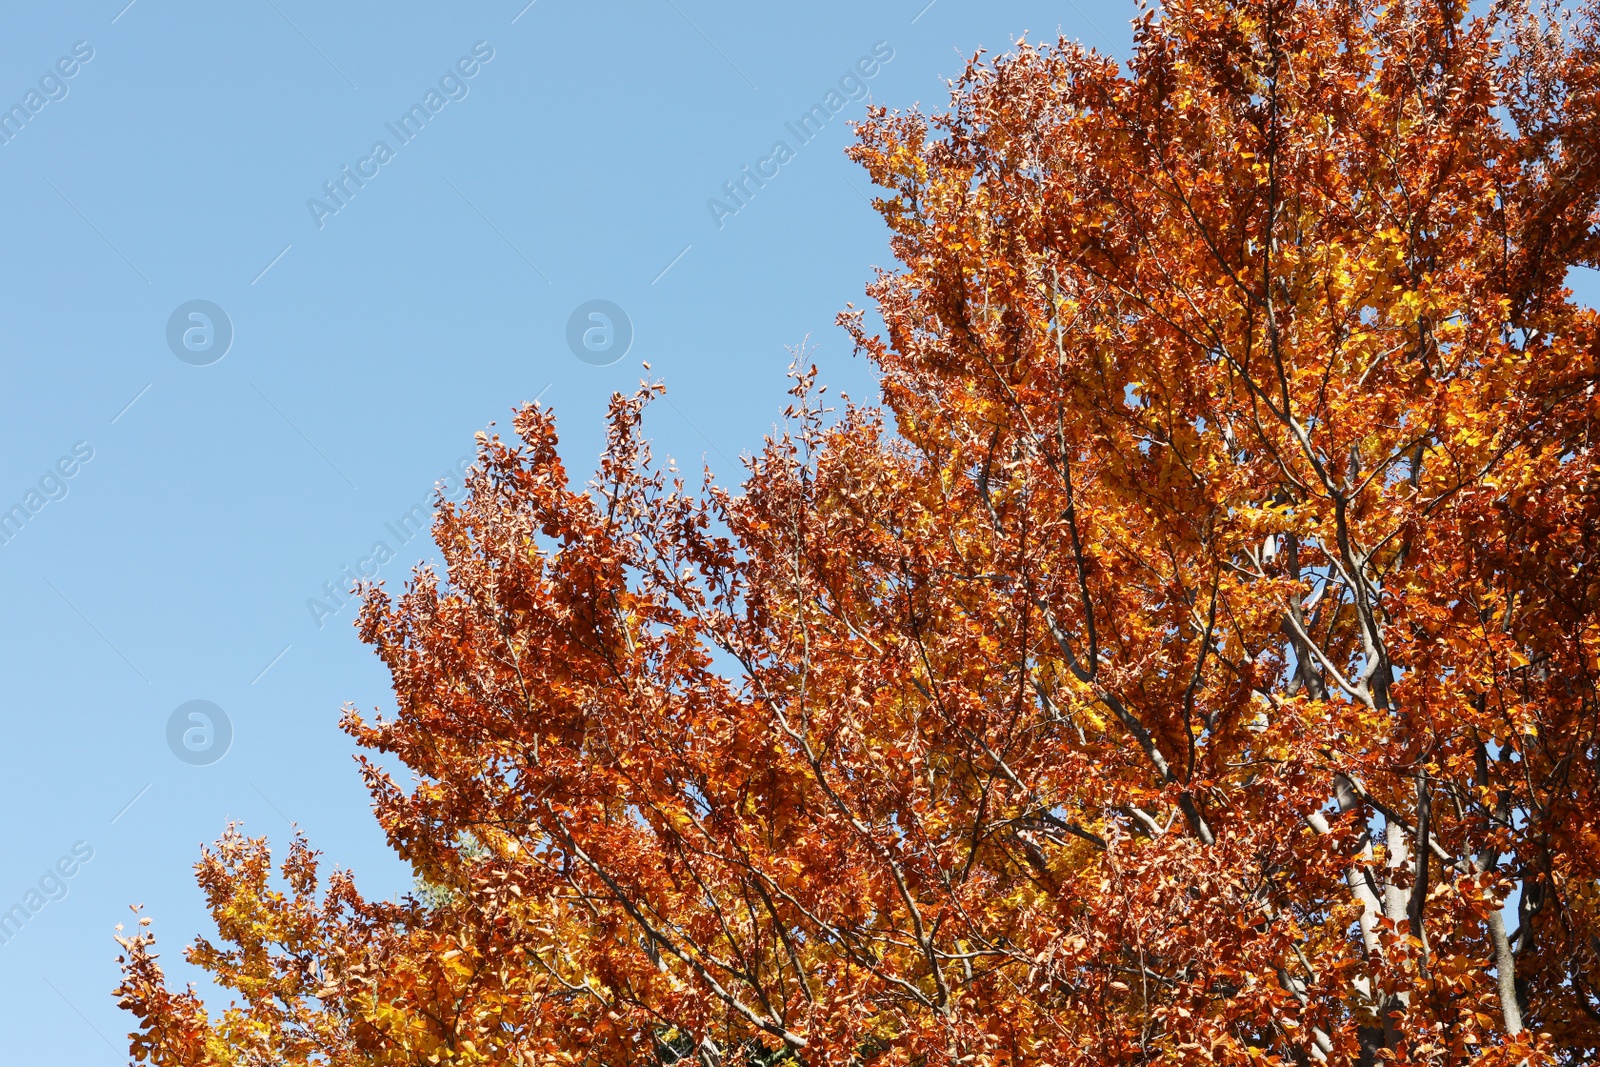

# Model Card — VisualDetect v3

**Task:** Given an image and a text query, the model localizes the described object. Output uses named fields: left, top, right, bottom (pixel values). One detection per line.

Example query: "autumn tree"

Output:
left=118, top=0, right=1600, bottom=1063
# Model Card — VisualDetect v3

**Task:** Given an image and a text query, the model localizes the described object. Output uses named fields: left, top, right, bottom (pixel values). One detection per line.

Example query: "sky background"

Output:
left=0, top=1, right=1593, bottom=1062
left=0, top=0, right=1142, bottom=1059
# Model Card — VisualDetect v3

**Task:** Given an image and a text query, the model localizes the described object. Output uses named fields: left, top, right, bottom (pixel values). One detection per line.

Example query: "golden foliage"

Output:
left=118, top=0, right=1600, bottom=1062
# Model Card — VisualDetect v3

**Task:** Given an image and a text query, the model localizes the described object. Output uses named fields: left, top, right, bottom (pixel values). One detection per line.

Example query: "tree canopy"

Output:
left=118, top=0, right=1600, bottom=1062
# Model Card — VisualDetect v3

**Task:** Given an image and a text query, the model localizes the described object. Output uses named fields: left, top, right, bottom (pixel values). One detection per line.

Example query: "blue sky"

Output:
left=0, top=0, right=1139, bottom=1059
left=5, top=2, right=1595, bottom=1062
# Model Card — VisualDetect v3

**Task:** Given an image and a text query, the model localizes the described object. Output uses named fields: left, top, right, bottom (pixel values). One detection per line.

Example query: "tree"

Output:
left=117, top=0, right=1600, bottom=1062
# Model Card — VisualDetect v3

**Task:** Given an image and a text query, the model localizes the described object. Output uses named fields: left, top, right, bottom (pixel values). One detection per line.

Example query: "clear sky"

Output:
left=1, top=1, right=1593, bottom=1062
left=0, top=0, right=1143, bottom=1059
